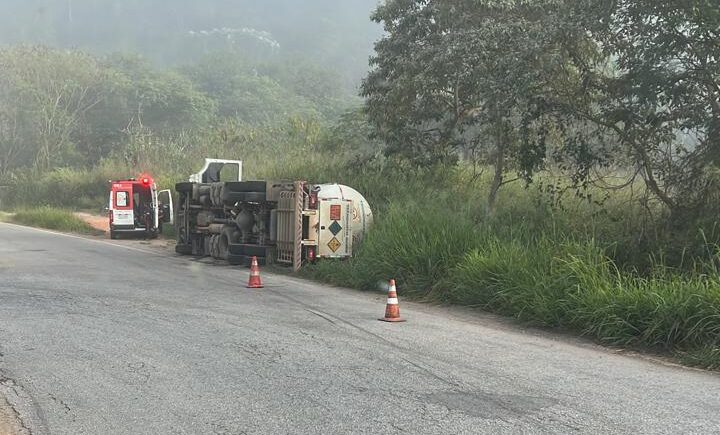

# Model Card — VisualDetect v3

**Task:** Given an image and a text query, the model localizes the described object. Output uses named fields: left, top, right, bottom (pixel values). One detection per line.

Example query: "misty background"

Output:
left=0, top=0, right=382, bottom=91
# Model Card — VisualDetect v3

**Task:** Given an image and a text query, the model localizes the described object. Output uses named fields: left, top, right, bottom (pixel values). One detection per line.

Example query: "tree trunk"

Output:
left=487, top=138, right=505, bottom=216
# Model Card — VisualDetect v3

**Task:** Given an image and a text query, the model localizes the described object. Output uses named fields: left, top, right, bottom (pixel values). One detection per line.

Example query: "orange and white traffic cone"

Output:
left=247, top=256, right=264, bottom=288
left=379, top=279, right=405, bottom=322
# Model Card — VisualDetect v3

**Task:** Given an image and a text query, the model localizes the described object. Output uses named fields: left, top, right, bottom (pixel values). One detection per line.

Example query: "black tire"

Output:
left=224, top=181, right=267, bottom=193
left=241, top=192, right=266, bottom=202
left=203, top=236, right=212, bottom=257
left=227, top=254, right=246, bottom=266
left=222, top=191, right=267, bottom=204
left=209, top=184, right=218, bottom=207
left=175, top=244, right=193, bottom=255
left=210, top=235, right=220, bottom=259
left=175, top=182, right=194, bottom=193
left=110, top=230, right=117, bottom=240
left=228, top=243, right=271, bottom=257
left=227, top=255, right=267, bottom=267
left=218, top=227, right=237, bottom=260
left=222, top=192, right=246, bottom=203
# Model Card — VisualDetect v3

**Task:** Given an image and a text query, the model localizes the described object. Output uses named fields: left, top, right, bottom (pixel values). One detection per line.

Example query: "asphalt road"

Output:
left=0, top=223, right=719, bottom=434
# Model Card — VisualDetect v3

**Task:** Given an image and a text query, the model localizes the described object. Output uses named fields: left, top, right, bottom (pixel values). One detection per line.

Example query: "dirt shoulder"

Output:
left=0, top=395, right=27, bottom=435
left=74, top=212, right=109, bottom=233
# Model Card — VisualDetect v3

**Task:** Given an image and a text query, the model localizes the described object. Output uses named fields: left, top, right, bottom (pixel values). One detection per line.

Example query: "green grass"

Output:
left=10, top=206, right=99, bottom=234
left=680, top=346, right=720, bottom=370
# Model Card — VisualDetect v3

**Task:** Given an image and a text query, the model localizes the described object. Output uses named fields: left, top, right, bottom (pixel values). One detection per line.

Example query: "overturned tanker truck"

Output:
left=174, top=159, right=373, bottom=270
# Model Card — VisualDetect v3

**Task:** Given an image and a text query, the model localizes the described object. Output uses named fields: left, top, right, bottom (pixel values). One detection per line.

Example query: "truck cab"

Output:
left=108, top=175, right=173, bottom=239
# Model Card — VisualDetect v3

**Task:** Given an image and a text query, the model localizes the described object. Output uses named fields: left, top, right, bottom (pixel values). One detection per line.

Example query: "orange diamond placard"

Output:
left=327, top=237, right=341, bottom=253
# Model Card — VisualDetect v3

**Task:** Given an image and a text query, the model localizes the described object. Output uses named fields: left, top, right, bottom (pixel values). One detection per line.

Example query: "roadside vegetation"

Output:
left=0, top=1, right=718, bottom=368
left=9, top=206, right=98, bottom=235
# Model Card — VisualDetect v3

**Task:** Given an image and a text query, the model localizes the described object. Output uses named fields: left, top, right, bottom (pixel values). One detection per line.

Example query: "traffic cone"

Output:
left=379, top=279, right=406, bottom=322
left=247, top=256, right=264, bottom=288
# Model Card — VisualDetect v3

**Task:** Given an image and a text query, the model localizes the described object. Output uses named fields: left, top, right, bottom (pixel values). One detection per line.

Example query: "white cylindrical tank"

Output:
left=316, top=183, right=373, bottom=248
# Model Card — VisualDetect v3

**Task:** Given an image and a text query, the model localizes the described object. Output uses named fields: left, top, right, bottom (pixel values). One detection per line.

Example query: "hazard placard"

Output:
left=329, top=204, right=341, bottom=221
left=327, top=237, right=341, bottom=253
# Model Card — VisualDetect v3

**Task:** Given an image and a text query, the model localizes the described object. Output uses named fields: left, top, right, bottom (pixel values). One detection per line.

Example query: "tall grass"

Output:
left=448, top=238, right=720, bottom=352
left=10, top=206, right=98, bottom=234
left=1, top=160, right=133, bottom=210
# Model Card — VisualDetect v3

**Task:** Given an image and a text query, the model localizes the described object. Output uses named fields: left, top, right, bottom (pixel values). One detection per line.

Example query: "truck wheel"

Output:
left=203, top=236, right=212, bottom=257
left=226, top=255, right=266, bottom=266
left=225, top=181, right=267, bottom=193
left=223, top=191, right=267, bottom=204
left=227, top=254, right=246, bottom=266
left=216, top=184, right=223, bottom=207
left=175, top=244, right=192, bottom=255
left=176, top=182, right=194, bottom=193
left=228, top=243, right=270, bottom=257
left=209, top=184, right=217, bottom=207
left=222, top=192, right=246, bottom=204
left=209, top=235, right=216, bottom=258
left=211, top=235, right=222, bottom=259
left=241, top=192, right=266, bottom=202
left=218, top=238, right=229, bottom=260
left=110, top=230, right=117, bottom=240
left=218, top=227, right=237, bottom=260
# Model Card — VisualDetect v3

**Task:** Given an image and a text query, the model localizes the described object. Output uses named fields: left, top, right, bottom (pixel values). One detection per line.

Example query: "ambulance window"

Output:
left=116, top=191, right=128, bottom=207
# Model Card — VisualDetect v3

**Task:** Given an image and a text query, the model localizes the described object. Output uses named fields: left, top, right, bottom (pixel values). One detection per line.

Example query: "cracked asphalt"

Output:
left=0, top=222, right=719, bottom=434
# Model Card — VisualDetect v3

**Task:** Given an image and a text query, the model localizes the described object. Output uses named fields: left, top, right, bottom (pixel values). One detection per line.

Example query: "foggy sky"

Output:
left=0, top=0, right=383, bottom=84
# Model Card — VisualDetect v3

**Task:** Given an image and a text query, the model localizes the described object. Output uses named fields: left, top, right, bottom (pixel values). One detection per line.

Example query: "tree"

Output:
left=182, top=53, right=322, bottom=124
left=46, top=53, right=214, bottom=166
left=0, top=47, right=217, bottom=173
left=361, top=0, right=591, bottom=212
left=569, top=0, right=720, bottom=217
left=0, top=77, right=31, bottom=176
left=0, top=46, right=112, bottom=171
left=257, top=58, right=354, bottom=118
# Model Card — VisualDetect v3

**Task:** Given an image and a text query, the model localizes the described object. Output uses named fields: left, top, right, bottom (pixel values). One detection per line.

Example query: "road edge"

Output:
left=0, top=376, right=33, bottom=435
